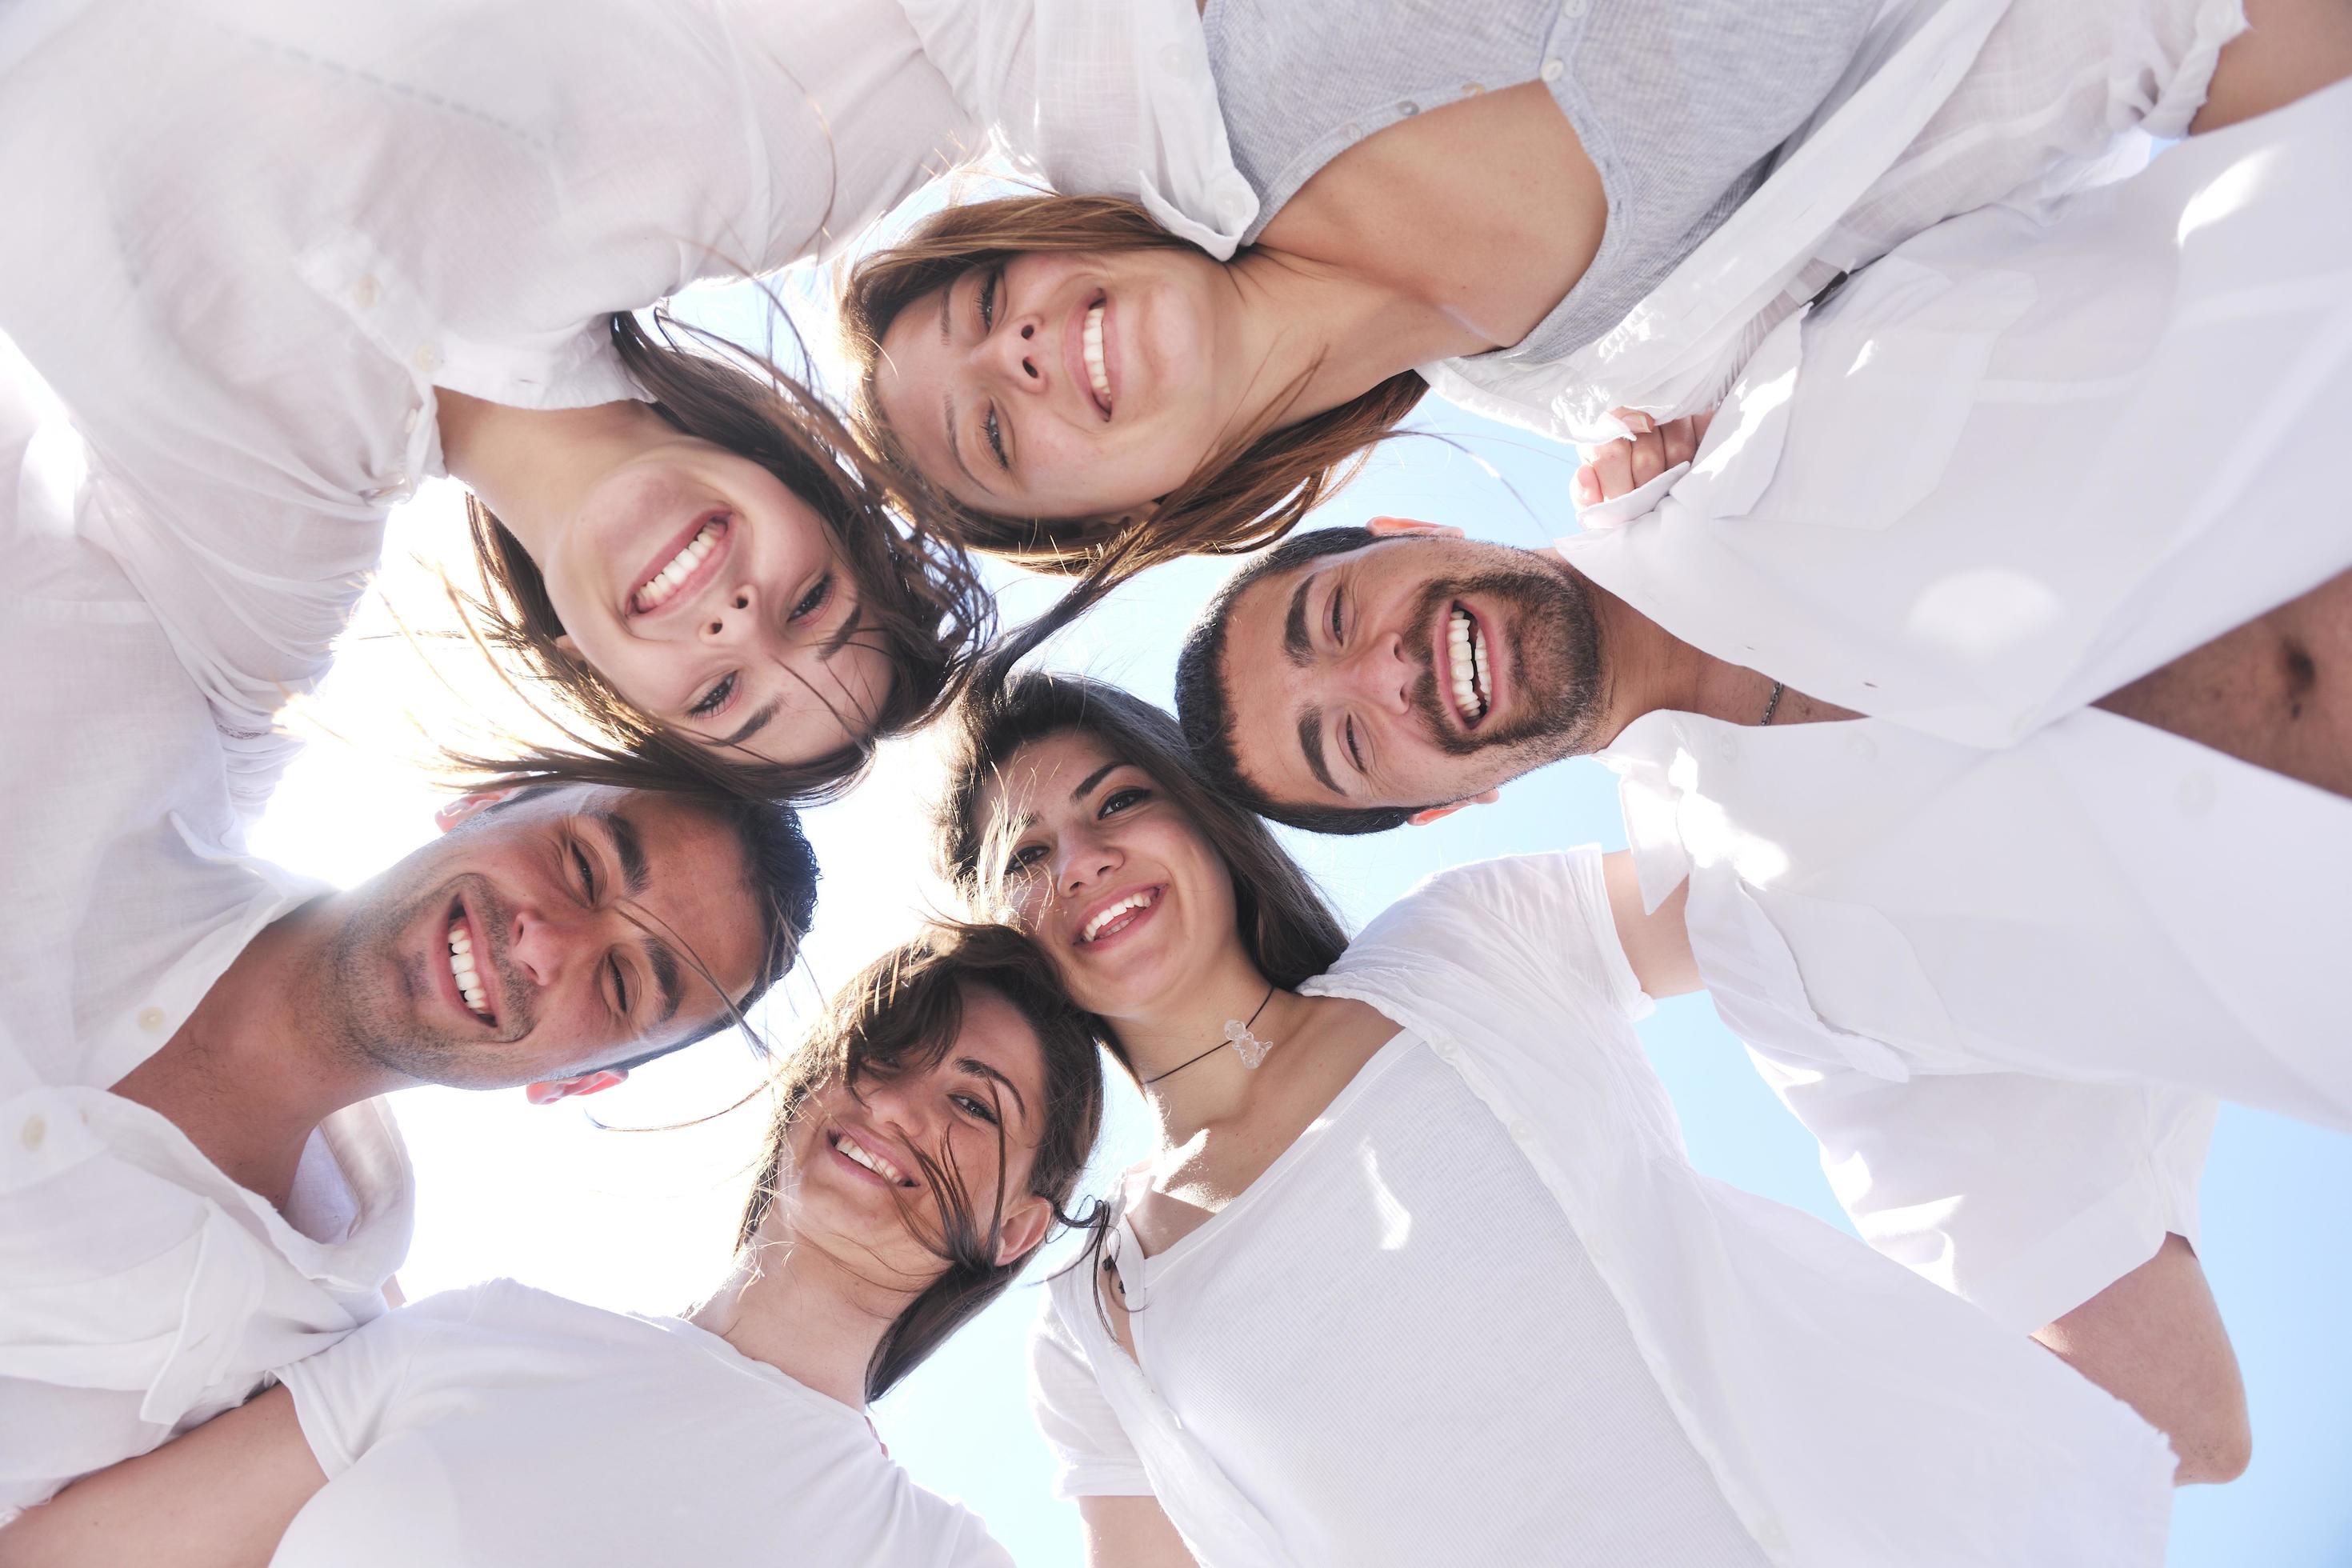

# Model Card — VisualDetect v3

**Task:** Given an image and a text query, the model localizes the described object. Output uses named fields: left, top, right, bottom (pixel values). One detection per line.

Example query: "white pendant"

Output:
left=1223, top=1017, right=1274, bottom=1070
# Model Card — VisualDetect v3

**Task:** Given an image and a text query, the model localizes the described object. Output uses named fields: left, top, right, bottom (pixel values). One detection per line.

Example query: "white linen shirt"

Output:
left=0, top=0, right=1244, bottom=782
left=1555, top=80, right=2352, bottom=1329
left=1424, top=0, right=2246, bottom=442
left=0, top=363, right=412, bottom=1510
left=1034, top=852, right=2174, bottom=1568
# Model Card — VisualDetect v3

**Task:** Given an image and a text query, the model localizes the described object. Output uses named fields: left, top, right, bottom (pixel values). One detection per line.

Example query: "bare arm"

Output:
left=1601, top=850, right=1701, bottom=1000
left=2190, top=0, right=2352, bottom=133
left=0, top=1386, right=324, bottom=1568
left=1077, top=1496, right=1198, bottom=1568
left=2033, top=1234, right=2250, bottom=1486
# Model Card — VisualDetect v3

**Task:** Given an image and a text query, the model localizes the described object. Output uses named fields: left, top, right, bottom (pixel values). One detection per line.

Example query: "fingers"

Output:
left=1589, top=438, right=1634, bottom=502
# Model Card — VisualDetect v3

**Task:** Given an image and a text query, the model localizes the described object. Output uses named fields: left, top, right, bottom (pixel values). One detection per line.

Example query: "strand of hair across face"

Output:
left=1142, top=984, right=1278, bottom=1087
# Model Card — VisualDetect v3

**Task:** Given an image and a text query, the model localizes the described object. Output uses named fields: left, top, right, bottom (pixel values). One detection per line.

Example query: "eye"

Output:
left=1330, top=582, right=1344, bottom=645
left=688, top=672, right=737, bottom=719
left=1003, top=842, right=1047, bottom=875
left=1343, top=716, right=1364, bottom=773
left=790, top=573, right=833, bottom=622
left=978, top=266, right=999, bottom=332
left=570, top=842, right=598, bottom=902
left=983, top=404, right=1009, bottom=471
left=952, top=1091, right=999, bottom=1125
left=1099, top=786, right=1150, bottom=817
left=607, top=954, right=630, bottom=1019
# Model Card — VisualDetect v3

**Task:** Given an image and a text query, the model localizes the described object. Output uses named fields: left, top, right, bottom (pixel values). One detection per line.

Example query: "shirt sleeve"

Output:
left=1026, top=1292, right=1151, bottom=1499
left=1746, top=1053, right=2215, bottom=1334
left=276, top=1285, right=496, bottom=1479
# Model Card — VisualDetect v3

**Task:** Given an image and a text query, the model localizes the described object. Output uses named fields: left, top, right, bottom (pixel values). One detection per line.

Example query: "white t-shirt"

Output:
left=1036, top=1032, right=1763, bottom=1566
left=278, top=1281, right=1011, bottom=1568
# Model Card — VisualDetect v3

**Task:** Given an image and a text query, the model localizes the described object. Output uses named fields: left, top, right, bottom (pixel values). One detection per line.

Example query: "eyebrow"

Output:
left=1282, top=574, right=1314, bottom=666
left=818, top=602, right=864, bottom=664
left=586, top=811, right=682, bottom=1026
left=1296, top=707, right=1340, bottom=795
left=722, top=700, right=782, bottom=749
left=959, top=1056, right=1030, bottom=1127
left=1072, top=760, right=1120, bottom=802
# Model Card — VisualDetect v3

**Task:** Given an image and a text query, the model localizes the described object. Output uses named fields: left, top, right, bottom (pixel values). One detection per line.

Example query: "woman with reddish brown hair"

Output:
left=838, top=0, right=2343, bottom=584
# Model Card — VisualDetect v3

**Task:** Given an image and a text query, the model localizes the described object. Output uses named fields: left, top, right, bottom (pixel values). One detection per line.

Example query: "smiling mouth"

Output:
left=833, top=1129, right=918, bottom=1188
left=630, top=514, right=728, bottom=615
left=1076, top=886, right=1159, bottom=946
left=445, top=908, right=494, bottom=1025
left=1081, top=297, right=1112, bottom=418
left=1448, top=606, right=1491, bottom=726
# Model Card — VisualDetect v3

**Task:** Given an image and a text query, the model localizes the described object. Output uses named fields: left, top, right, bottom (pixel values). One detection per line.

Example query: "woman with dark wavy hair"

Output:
left=0, top=923, right=1106, bottom=1568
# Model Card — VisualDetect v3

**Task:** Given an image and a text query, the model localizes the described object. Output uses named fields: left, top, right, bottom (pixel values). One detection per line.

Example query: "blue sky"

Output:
left=250, top=271, right=2351, bottom=1565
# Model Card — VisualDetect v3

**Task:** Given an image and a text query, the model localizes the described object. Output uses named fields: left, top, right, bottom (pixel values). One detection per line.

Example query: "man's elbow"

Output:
left=2172, top=1399, right=2253, bottom=1486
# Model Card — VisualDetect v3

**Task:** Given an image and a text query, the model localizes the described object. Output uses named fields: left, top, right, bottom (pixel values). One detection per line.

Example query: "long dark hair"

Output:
left=838, top=194, right=1428, bottom=581
left=453, top=310, right=994, bottom=806
left=934, top=669, right=1348, bottom=1077
left=734, top=922, right=1106, bottom=1402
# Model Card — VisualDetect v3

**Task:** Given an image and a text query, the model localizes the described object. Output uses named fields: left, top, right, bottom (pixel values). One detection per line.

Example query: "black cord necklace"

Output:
left=1142, top=984, right=1279, bottom=1087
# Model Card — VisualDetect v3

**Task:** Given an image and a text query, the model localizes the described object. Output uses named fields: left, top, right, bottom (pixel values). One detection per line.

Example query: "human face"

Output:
left=872, top=246, right=1240, bottom=522
left=307, top=784, right=766, bottom=1094
left=781, top=984, right=1053, bottom=1284
left=542, top=436, right=896, bottom=766
left=971, top=730, right=1240, bottom=1025
left=1219, top=537, right=1606, bottom=812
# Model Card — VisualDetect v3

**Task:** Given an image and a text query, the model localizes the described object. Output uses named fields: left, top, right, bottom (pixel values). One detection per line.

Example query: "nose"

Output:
left=1338, top=627, right=1416, bottom=718
left=505, top=898, right=615, bottom=998
left=1054, top=827, right=1120, bottom=900
left=854, top=1074, right=939, bottom=1146
left=700, top=584, right=759, bottom=646
left=980, top=307, right=1049, bottom=398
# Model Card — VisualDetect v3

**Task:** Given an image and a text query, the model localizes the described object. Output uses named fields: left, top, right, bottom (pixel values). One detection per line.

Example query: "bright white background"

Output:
left=248, top=260, right=2352, bottom=1566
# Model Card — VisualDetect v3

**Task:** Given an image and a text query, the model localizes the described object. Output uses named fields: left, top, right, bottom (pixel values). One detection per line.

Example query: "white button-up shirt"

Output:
left=0, top=364, right=413, bottom=1511
left=1039, top=852, right=2175, bottom=1568
left=1556, top=79, right=2352, bottom=1331
left=1426, top=0, right=2246, bottom=442
left=0, top=0, right=1246, bottom=787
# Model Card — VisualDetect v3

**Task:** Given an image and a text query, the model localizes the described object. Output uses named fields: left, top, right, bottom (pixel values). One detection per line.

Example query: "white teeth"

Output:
left=835, top=1134, right=908, bottom=1186
left=1448, top=609, right=1489, bottom=723
left=447, top=920, right=491, bottom=1022
left=634, top=519, right=722, bottom=611
left=1082, top=302, right=1111, bottom=412
left=1079, top=888, right=1156, bottom=943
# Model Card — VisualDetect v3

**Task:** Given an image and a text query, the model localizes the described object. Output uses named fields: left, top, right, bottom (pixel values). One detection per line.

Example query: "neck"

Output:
left=1580, top=573, right=1785, bottom=741
left=435, top=388, right=663, bottom=558
left=1218, top=249, right=1475, bottom=438
left=109, top=902, right=403, bottom=1211
left=1109, top=945, right=1314, bottom=1145
left=689, top=1227, right=911, bottom=1410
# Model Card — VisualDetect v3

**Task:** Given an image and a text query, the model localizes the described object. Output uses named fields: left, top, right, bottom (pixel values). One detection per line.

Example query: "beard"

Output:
left=306, top=865, right=535, bottom=1090
left=1403, top=562, right=1605, bottom=770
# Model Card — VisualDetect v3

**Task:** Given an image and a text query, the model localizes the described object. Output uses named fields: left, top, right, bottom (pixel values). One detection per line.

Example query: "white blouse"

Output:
left=279, top=1281, right=1011, bottom=1568
left=0, top=365, right=410, bottom=1511
left=1033, top=850, right=2174, bottom=1568
left=1557, top=81, right=2352, bottom=1326
left=1037, top=1032, right=1763, bottom=1566
left=0, top=0, right=1243, bottom=759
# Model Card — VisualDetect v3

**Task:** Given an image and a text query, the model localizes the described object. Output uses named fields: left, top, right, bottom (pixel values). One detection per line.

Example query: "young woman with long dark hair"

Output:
left=839, top=0, right=2350, bottom=582
left=933, top=670, right=2203, bottom=1566
left=0, top=923, right=1106, bottom=1568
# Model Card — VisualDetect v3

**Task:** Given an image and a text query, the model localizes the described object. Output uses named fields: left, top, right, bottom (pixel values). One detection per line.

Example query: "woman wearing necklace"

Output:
left=937, top=670, right=2207, bottom=1567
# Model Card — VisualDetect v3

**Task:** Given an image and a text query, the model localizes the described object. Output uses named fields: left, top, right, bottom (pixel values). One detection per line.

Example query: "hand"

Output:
left=1573, top=409, right=1715, bottom=507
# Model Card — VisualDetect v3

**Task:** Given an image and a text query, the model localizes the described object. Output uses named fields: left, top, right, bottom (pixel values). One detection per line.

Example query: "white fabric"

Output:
left=1034, top=850, right=2174, bottom=1568
left=1556, top=82, right=2352, bottom=1326
left=1425, top=0, right=2246, bottom=443
left=1038, top=1033, right=1763, bottom=1566
left=278, top=1280, right=1012, bottom=1568
left=0, top=0, right=1244, bottom=772
left=0, top=363, right=412, bottom=1510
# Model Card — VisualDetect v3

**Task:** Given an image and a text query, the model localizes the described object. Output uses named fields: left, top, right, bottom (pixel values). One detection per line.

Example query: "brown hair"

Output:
left=734, top=922, right=1107, bottom=1402
left=838, top=194, right=1428, bottom=584
left=934, top=668, right=1348, bottom=1077
left=454, top=310, right=994, bottom=806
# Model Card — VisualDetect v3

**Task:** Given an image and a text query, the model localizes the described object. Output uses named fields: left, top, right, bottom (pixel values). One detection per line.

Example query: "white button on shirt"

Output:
left=1558, top=81, right=2352, bottom=1331
left=0, top=368, right=412, bottom=1510
left=1033, top=853, right=2174, bottom=1568
left=0, top=0, right=1248, bottom=773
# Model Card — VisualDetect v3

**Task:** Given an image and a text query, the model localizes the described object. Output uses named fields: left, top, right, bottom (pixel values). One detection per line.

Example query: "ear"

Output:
left=434, top=787, right=521, bottom=834
left=994, top=1191, right=1055, bottom=1270
left=523, top=1068, right=629, bottom=1106
left=1364, top=515, right=1464, bottom=539
left=1405, top=789, right=1499, bottom=827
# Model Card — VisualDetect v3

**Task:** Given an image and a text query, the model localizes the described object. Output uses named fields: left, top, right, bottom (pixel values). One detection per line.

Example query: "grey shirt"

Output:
left=1203, top=0, right=1880, bottom=364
